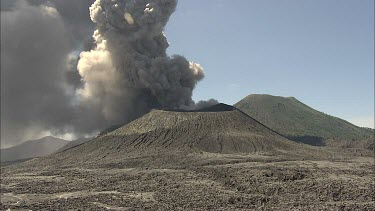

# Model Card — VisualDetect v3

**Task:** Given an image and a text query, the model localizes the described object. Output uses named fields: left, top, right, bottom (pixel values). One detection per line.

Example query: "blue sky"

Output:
left=165, top=0, right=374, bottom=128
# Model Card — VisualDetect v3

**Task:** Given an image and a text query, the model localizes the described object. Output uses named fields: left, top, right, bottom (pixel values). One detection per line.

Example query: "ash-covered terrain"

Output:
left=1, top=104, right=374, bottom=210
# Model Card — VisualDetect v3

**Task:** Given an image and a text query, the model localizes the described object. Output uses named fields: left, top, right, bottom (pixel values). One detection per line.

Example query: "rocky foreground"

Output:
left=1, top=151, right=374, bottom=210
left=1, top=105, right=374, bottom=210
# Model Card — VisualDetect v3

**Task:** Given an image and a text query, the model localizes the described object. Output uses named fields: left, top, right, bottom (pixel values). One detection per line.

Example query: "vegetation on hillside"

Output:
left=235, top=94, right=374, bottom=147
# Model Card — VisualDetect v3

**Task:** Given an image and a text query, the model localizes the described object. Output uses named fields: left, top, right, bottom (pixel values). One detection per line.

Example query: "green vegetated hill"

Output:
left=234, top=94, right=374, bottom=148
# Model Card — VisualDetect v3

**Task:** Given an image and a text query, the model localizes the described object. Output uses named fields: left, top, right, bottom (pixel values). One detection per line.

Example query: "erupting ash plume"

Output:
left=77, top=0, right=205, bottom=123
left=1, top=0, right=217, bottom=147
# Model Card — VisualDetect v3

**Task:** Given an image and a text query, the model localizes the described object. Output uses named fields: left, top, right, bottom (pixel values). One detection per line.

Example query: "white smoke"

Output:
left=76, top=0, right=205, bottom=124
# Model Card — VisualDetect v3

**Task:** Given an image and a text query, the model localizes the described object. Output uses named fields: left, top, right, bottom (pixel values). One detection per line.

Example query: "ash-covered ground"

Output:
left=1, top=106, right=374, bottom=210
left=1, top=152, right=374, bottom=210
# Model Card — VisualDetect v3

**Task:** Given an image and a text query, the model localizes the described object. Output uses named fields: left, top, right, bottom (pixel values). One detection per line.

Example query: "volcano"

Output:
left=235, top=94, right=374, bottom=148
left=19, top=103, right=311, bottom=169
left=2, top=104, right=373, bottom=210
left=94, top=103, right=300, bottom=154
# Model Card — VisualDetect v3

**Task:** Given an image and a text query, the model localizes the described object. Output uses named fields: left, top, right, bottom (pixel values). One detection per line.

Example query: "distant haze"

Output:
left=0, top=136, right=68, bottom=162
left=347, top=117, right=374, bottom=129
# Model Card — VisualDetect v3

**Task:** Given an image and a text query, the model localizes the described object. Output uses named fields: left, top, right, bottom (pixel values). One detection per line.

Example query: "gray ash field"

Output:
left=1, top=104, right=374, bottom=210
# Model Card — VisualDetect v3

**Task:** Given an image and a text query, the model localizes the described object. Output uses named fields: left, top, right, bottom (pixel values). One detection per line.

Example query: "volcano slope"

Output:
left=1, top=104, right=374, bottom=210
left=235, top=94, right=374, bottom=148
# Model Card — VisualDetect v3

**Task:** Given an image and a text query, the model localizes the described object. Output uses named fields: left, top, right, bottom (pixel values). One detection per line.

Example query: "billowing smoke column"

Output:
left=1, top=0, right=217, bottom=147
left=77, top=0, right=205, bottom=123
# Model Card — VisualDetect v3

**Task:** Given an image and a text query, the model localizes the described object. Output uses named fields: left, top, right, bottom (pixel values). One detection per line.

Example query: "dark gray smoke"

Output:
left=1, top=1, right=77, bottom=146
left=1, top=0, right=95, bottom=90
left=1, top=0, right=216, bottom=147
left=77, top=0, right=205, bottom=121
left=1, top=0, right=94, bottom=46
